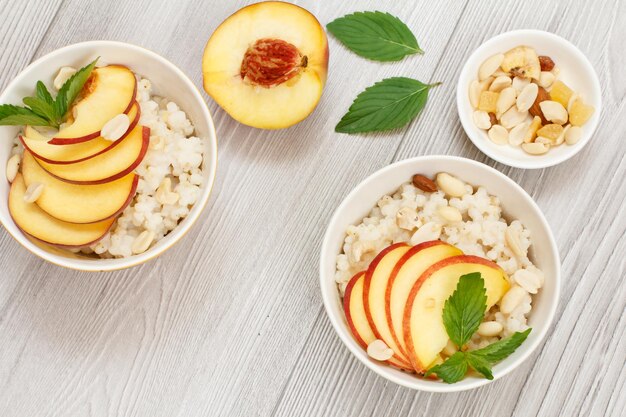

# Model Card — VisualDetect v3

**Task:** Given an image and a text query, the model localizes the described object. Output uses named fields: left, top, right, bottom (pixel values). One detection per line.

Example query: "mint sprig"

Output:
left=425, top=273, right=532, bottom=383
left=327, top=11, right=422, bottom=62
left=0, top=58, right=98, bottom=129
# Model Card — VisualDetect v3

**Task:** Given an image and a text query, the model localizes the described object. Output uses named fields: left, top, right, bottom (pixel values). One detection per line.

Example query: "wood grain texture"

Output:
left=0, top=0, right=624, bottom=416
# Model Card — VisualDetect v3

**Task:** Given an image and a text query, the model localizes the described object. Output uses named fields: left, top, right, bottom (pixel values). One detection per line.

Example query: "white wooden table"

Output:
left=1, top=0, right=624, bottom=415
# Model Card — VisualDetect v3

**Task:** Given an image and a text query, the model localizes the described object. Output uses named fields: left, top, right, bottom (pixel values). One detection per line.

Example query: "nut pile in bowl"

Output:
left=469, top=45, right=595, bottom=155
left=335, top=172, right=544, bottom=382
left=3, top=59, right=205, bottom=258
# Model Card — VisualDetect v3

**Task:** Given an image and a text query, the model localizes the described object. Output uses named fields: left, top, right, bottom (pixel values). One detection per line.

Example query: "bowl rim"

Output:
left=456, top=29, right=602, bottom=169
left=319, top=155, right=561, bottom=392
left=0, top=40, right=218, bottom=271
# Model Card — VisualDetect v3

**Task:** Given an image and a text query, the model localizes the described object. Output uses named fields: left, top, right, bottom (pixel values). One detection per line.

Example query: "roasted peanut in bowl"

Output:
left=457, top=30, right=601, bottom=169
left=319, top=156, right=560, bottom=392
left=0, top=41, right=217, bottom=271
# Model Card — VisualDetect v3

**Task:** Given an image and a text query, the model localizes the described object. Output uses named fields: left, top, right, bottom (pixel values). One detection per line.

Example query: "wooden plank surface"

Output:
left=0, top=0, right=624, bottom=416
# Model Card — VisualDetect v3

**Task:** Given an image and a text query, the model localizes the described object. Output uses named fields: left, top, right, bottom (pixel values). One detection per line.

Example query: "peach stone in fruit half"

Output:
left=20, top=102, right=140, bottom=164
left=363, top=243, right=414, bottom=370
left=202, top=1, right=328, bottom=129
left=385, top=241, right=463, bottom=359
left=8, top=174, right=114, bottom=248
left=48, top=65, right=137, bottom=145
left=343, top=272, right=413, bottom=371
left=403, top=255, right=510, bottom=373
left=21, top=151, right=138, bottom=224
left=35, top=125, right=149, bottom=185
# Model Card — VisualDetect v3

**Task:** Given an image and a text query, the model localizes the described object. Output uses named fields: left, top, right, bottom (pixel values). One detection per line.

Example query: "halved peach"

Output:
left=202, top=1, right=328, bottom=129
left=48, top=65, right=137, bottom=144
left=21, top=151, right=138, bottom=223
left=35, top=125, right=149, bottom=185
left=21, top=102, right=140, bottom=164
left=9, top=174, right=114, bottom=248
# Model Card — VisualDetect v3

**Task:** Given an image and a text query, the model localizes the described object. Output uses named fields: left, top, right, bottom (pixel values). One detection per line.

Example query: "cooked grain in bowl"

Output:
left=9, top=72, right=205, bottom=258
left=335, top=172, right=544, bottom=356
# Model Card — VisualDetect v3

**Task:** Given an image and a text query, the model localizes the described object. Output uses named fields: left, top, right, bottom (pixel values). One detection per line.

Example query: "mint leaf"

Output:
left=21, top=81, right=59, bottom=127
left=424, top=352, right=468, bottom=384
left=327, top=11, right=422, bottom=61
left=1, top=60, right=98, bottom=129
left=465, top=352, right=493, bottom=380
left=36, top=81, right=55, bottom=108
left=442, top=272, right=488, bottom=347
left=470, top=329, right=532, bottom=362
left=335, top=77, right=440, bottom=133
left=55, top=58, right=98, bottom=120
left=0, top=104, right=49, bottom=126
left=22, top=97, right=57, bottom=124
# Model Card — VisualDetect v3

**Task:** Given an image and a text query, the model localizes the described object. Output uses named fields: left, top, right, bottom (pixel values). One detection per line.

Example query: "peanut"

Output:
left=477, top=321, right=503, bottom=337
left=6, top=154, right=20, bottom=183
left=437, top=206, right=462, bottom=223
left=132, top=230, right=155, bottom=254
left=488, top=124, right=509, bottom=145
left=436, top=173, right=468, bottom=197
left=479, top=53, right=504, bottom=81
left=23, top=182, right=44, bottom=203
left=367, top=339, right=394, bottom=361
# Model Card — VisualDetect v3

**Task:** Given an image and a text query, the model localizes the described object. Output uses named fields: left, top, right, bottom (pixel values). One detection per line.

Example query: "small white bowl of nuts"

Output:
left=457, top=30, right=601, bottom=169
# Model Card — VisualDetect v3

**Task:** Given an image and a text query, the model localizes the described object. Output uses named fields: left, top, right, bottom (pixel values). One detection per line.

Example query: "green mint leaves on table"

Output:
left=327, top=11, right=423, bottom=61
left=424, top=273, right=532, bottom=384
left=335, top=77, right=440, bottom=133
left=328, top=11, right=437, bottom=134
left=0, top=58, right=98, bottom=130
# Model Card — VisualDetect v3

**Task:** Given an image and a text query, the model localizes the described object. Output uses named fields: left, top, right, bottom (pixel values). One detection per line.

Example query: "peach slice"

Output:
left=20, top=102, right=140, bottom=164
left=35, top=125, right=149, bottom=185
left=9, top=174, right=114, bottom=248
left=343, top=272, right=413, bottom=371
left=363, top=243, right=413, bottom=369
left=403, top=255, right=510, bottom=373
left=49, top=65, right=137, bottom=144
left=202, top=1, right=328, bottom=129
left=21, top=151, right=138, bottom=223
left=385, top=241, right=463, bottom=358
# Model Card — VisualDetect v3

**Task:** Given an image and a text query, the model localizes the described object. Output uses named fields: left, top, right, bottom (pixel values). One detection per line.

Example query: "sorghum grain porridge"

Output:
left=9, top=68, right=205, bottom=258
left=336, top=171, right=545, bottom=359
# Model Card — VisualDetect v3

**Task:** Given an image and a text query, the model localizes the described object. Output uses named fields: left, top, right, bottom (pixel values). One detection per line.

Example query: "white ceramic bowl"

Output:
left=457, top=30, right=601, bottom=169
left=0, top=41, right=217, bottom=271
left=320, top=156, right=560, bottom=392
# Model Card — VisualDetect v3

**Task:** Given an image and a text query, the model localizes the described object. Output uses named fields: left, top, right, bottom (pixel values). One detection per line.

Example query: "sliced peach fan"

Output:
left=342, top=240, right=510, bottom=376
